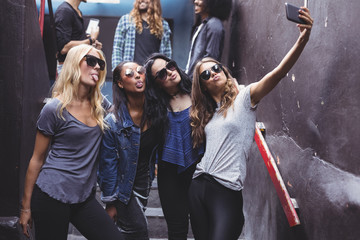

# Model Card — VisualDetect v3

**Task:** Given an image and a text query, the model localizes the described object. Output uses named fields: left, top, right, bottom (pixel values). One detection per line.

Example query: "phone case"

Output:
left=285, top=3, right=306, bottom=24
left=86, top=18, right=100, bottom=35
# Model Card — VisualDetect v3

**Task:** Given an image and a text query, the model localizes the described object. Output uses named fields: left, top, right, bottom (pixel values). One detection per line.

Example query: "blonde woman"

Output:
left=19, top=44, right=123, bottom=240
left=189, top=8, right=313, bottom=240
left=111, top=0, right=172, bottom=70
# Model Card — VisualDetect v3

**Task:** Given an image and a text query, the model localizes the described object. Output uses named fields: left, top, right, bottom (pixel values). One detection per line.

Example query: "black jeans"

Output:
left=31, top=185, right=123, bottom=240
left=188, top=174, right=244, bottom=240
left=157, top=161, right=196, bottom=240
left=113, top=190, right=149, bottom=240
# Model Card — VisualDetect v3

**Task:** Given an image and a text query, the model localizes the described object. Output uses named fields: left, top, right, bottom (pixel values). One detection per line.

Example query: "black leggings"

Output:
left=157, top=161, right=196, bottom=240
left=31, top=185, right=124, bottom=240
left=188, top=174, right=244, bottom=240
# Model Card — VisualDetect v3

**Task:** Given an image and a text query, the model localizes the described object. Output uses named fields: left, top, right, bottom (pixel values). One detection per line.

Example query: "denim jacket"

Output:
left=98, top=103, right=156, bottom=205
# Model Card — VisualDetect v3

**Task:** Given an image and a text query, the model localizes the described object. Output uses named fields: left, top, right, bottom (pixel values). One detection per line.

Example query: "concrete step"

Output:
left=67, top=177, right=244, bottom=239
left=147, top=177, right=194, bottom=238
left=67, top=177, right=194, bottom=239
left=67, top=236, right=195, bottom=240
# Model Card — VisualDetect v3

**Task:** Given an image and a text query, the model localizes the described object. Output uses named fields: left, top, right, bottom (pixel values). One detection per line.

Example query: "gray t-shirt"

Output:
left=36, top=98, right=102, bottom=203
left=193, top=84, right=257, bottom=191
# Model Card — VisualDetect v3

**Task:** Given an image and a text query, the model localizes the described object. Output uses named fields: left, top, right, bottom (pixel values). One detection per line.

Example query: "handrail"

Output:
left=38, top=0, right=45, bottom=37
left=254, top=123, right=300, bottom=227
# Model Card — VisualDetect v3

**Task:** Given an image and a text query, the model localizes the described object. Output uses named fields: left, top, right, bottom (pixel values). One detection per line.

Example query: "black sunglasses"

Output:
left=125, top=66, right=146, bottom=78
left=199, top=64, right=223, bottom=81
left=84, top=54, right=105, bottom=71
left=154, top=60, right=177, bottom=81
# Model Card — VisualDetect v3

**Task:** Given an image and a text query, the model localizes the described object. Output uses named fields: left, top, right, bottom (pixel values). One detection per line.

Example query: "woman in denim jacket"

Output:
left=98, top=61, right=159, bottom=240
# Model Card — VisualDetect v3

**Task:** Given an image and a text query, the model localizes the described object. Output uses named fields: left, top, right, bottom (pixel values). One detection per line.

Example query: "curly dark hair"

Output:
left=203, top=0, right=232, bottom=21
left=112, top=61, right=148, bottom=129
left=192, top=0, right=232, bottom=34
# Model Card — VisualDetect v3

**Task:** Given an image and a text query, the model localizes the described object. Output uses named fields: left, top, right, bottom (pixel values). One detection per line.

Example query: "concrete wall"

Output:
left=222, top=0, right=360, bottom=239
left=0, top=0, right=49, bottom=239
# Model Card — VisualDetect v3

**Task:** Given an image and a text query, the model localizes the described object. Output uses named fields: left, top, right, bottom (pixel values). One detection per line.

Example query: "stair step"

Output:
left=68, top=177, right=197, bottom=239
left=146, top=207, right=164, bottom=217
left=67, top=236, right=195, bottom=240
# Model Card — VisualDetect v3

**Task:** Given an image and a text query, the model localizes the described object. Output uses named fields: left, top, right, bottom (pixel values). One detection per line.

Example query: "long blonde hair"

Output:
left=130, top=0, right=164, bottom=39
left=190, top=57, right=238, bottom=148
left=51, top=44, right=107, bottom=131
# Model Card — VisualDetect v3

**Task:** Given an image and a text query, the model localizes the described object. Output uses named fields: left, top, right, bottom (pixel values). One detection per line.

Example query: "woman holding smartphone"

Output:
left=189, top=7, right=313, bottom=240
left=19, top=44, right=123, bottom=240
left=98, top=61, right=160, bottom=240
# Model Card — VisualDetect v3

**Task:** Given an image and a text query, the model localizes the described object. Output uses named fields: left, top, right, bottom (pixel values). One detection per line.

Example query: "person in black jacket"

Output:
left=185, top=0, right=232, bottom=78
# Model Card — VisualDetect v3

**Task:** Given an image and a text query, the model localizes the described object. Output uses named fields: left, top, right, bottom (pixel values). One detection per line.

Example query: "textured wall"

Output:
left=0, top=0, right=49, bottom=238
left=222, top=0, right=360, bottom=239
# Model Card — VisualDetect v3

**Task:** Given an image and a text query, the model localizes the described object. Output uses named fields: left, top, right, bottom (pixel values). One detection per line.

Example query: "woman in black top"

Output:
left=98, top=61, right=160, bottom=240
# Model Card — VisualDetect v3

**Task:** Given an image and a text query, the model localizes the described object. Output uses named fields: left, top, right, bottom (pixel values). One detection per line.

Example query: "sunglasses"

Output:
left=199, top=64, right=223, bottom=81
left=154, top=60, right=177, bottom=81
left=125, top=66, right=146, bottom=78
left=84, top=54, right=105, bottom=71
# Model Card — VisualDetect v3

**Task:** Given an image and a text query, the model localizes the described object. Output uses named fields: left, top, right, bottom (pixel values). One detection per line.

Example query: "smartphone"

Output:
left=285, top=3, right=306, bottom=24
left=86, top=18, right=100, bottom=35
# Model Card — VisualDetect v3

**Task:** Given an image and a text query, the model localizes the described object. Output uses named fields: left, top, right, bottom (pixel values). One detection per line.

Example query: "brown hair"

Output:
left=190, top=57, right=238, bottom=148
left=130, top=0, right=164, bottom=39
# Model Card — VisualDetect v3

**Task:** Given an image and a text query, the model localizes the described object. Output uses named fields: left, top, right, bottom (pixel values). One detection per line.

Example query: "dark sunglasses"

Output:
left=125, top=66, right=146, bottom=78
left=199, top=64, right=223, bottom=81
left=154, top=60, right=177, bottom=81
left=84, top=54, right=105, bottom=71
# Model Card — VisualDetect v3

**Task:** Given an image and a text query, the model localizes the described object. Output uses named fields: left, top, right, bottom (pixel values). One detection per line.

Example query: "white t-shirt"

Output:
left=193, top=84, right=257, bottom=191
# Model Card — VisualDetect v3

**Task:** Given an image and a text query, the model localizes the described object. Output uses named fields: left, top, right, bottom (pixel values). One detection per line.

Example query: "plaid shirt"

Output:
left=112, top=14, right=172, bottom=70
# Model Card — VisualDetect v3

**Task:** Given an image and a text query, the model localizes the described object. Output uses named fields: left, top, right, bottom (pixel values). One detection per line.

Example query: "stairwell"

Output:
left=67, top=177, right=194, bottom=240
left=67, top=178, right=244, bottom=240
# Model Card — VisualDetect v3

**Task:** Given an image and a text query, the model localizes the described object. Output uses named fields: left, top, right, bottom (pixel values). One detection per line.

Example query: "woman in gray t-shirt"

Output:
left=189, top=8, right=313, bottom=240
left=19, top=44, right=123, bottom=240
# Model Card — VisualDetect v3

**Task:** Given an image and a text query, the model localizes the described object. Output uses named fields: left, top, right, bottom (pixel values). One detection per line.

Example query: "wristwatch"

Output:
left=88, top=36, right=93, bottom=45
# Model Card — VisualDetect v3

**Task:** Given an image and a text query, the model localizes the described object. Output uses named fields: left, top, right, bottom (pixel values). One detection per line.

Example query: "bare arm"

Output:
left=60, top=26, right=100, bottom=55
left=250, top=7, right=314, bottom=106
left=19, top=131, right=51, bottom=237
left=60, top=39, right=92, bottom=55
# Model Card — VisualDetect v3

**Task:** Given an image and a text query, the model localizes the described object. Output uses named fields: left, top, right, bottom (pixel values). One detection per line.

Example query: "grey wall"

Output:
left=0, top=0, right=49, bottom=239
left=222, top=0, right=360, bottom=239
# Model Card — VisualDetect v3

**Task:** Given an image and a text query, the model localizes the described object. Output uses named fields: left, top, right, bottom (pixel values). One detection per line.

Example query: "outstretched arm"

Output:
left=250, top=7, right=314, bottom=106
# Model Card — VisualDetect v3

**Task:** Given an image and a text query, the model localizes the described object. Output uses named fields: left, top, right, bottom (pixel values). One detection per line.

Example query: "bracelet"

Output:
left=88, top=36, right=93, bottom=45
left=21, top=209, right=31, bottom=213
